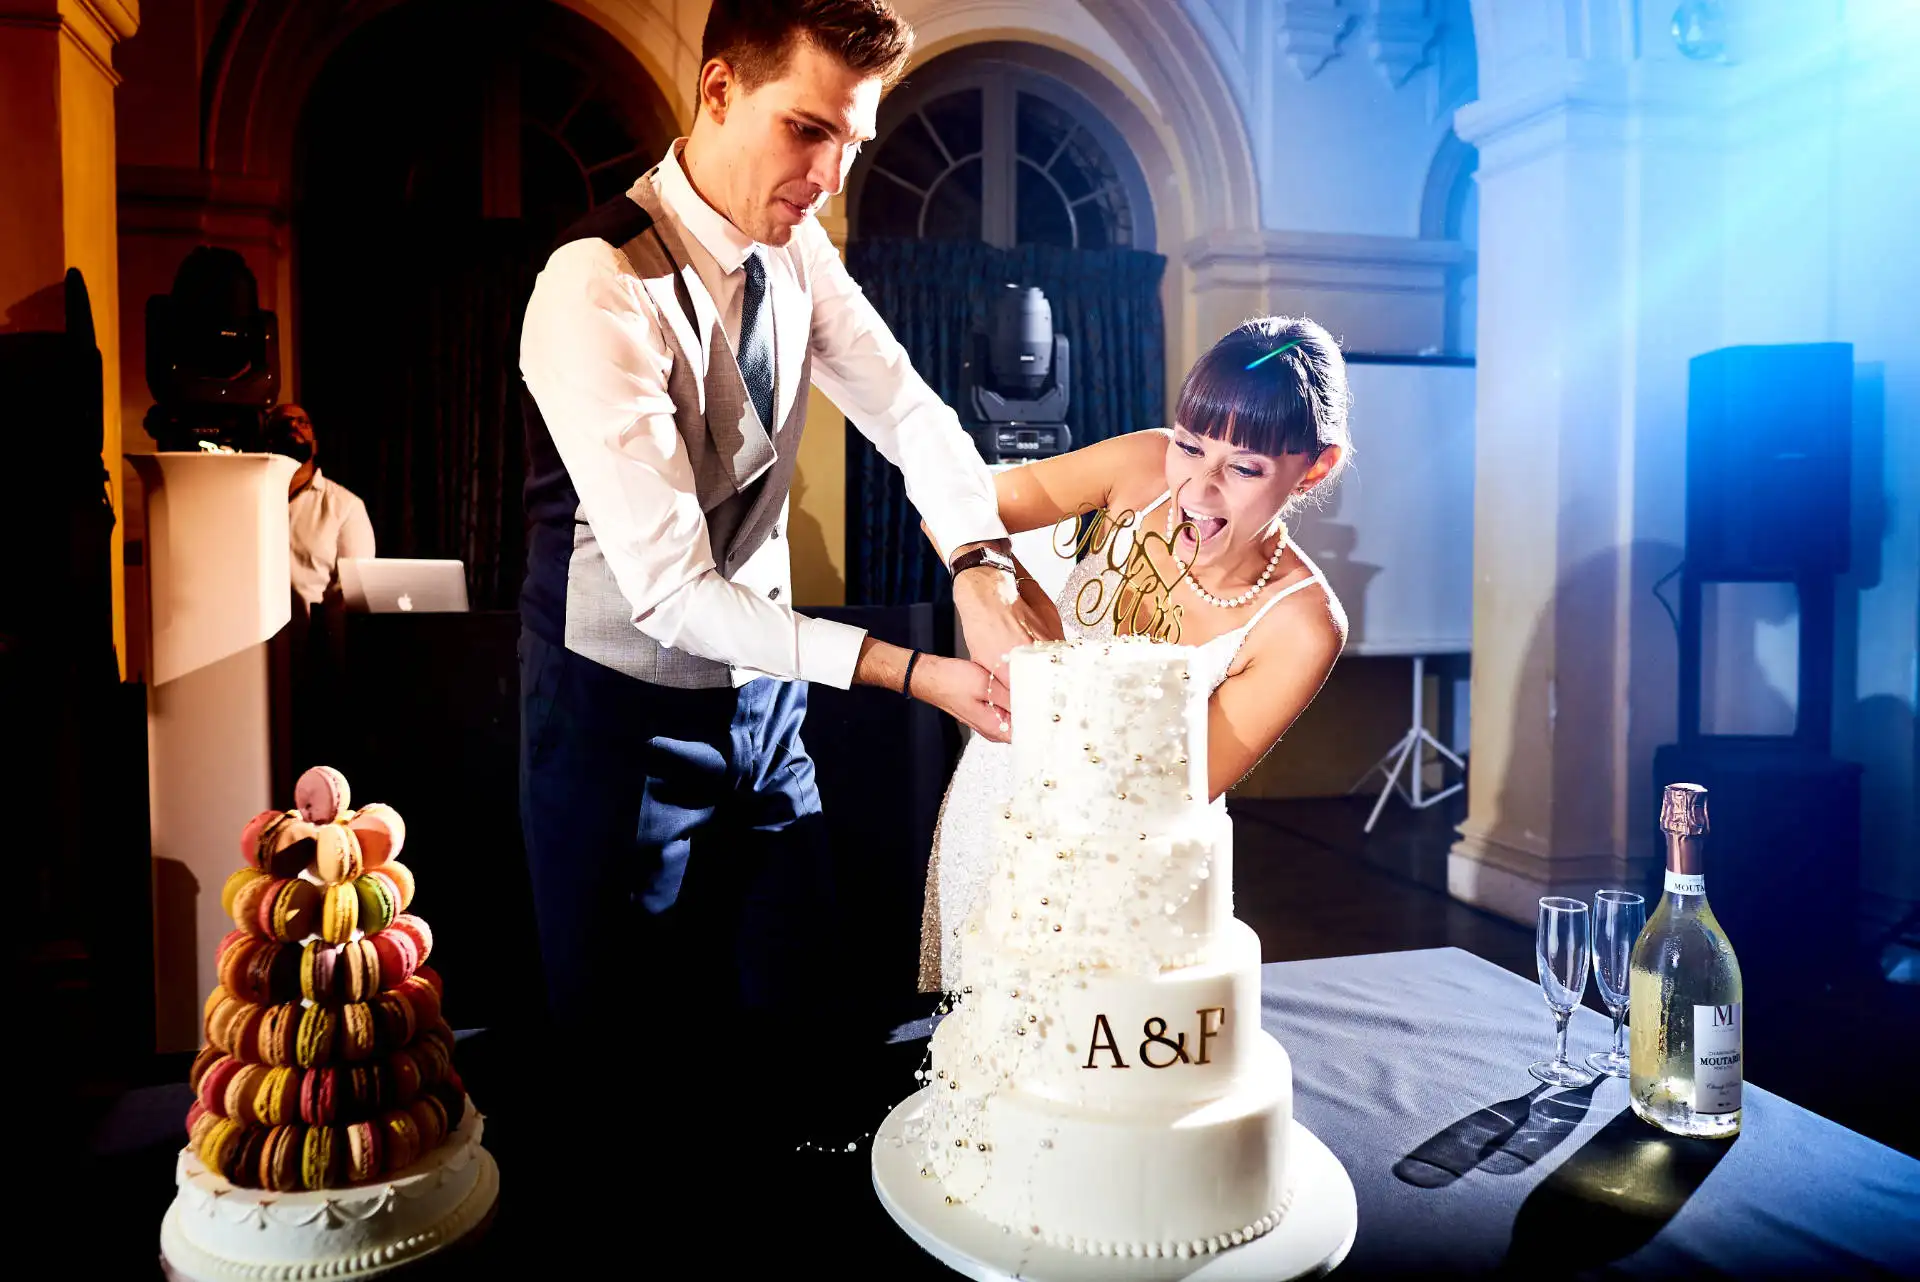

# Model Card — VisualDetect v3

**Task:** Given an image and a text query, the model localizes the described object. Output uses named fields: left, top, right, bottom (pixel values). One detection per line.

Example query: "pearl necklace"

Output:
left=1169, top=506, right=1288, bottom=609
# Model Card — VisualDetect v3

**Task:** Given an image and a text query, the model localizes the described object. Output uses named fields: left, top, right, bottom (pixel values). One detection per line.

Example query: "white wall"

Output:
left=1715, top=1, right=1920, bottom=913
left=1176, top=1, right=1486, bottom=805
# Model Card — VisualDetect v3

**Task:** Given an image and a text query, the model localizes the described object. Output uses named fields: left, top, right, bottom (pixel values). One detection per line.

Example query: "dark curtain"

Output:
left=295, top=0, right=661, bottom=614
left=306, top=222, right=537, bottom=611
left=843, top=238, right=1167, bottom=606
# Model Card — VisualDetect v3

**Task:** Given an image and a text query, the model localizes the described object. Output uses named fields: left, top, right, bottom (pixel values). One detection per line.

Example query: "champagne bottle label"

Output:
left=1693, top=1003, right=1743, bottom=1114
left=1664, top=869, right=1705, bottom=896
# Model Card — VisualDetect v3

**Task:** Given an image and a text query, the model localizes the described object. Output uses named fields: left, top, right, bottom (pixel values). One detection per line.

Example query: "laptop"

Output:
left=338, top=558, right=470, bottom=614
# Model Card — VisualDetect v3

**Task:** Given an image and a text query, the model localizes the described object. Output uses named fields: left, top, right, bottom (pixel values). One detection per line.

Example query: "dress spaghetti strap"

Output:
left=1219, top=542, right=1329, bottom=668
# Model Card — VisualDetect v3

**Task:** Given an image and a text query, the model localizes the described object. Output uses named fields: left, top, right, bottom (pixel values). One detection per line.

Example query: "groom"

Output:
left=516, top=0, right=1038, bottom=1155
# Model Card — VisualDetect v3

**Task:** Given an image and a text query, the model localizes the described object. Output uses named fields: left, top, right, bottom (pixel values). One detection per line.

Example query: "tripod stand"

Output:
left=1351, top=654, right=1466, bottom=833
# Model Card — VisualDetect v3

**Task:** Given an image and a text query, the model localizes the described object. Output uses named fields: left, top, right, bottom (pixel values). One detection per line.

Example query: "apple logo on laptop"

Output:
left=397, top=593, right=414, bottom=612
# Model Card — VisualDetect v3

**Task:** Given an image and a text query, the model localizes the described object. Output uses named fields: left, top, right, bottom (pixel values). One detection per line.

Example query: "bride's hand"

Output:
left=1014, top=574, right=1066, bottom=643
left=911, top=655, right=1012, bottom=743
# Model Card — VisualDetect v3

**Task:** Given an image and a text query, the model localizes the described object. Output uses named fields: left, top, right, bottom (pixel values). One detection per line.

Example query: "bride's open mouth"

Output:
left=1178, top=507, right=1228, bottom=546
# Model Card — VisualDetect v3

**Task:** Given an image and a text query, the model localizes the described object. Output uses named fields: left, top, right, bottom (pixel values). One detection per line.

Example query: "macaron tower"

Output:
left=161, top=768, right=498, bottom=1281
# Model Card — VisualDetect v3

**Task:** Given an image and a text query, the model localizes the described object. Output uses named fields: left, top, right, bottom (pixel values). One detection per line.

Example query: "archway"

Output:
left=1421, top=129, right=1479, bottom=357
left=202, top=0, right=681, bottom=180
left=292, top=0, right=673, bottom=611
left=840, top=41, right=1171, bottom=606
left=849, top=56, right=1157, bottom=251
left=902, top=0, right=1261, bottom=384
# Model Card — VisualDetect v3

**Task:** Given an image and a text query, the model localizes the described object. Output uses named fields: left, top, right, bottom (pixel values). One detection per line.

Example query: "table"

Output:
left=1264, top=947, right=1920, bottom=1278
left=71, top=948, right=1920, bottom=1278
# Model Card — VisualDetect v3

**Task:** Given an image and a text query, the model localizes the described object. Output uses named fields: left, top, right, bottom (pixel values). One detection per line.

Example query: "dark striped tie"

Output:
left=739, top=250, right=775, bottom=433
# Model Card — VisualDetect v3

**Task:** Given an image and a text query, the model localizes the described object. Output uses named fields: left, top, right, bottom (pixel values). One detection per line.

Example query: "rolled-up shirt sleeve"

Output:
left=519, top=239, right=865, bottom=687
left=802, top=223, right=1007, bottom=558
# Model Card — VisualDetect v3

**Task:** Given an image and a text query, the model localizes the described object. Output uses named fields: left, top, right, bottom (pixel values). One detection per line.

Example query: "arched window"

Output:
left=1420, top=129, right=1479, bottom=358
left=515, top=38, right=672, bottom=236
left=851, top=66, right=1155, bottom=250
left=1448, top=177, right=1478, bottom=358
left=841, top=53, right=1167, bottom=609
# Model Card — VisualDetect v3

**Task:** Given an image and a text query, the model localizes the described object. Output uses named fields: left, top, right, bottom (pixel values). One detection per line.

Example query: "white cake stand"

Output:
left=872, top=1089, right=1358, bottom=1281
left=160, top=1109, right=499, bottom=1282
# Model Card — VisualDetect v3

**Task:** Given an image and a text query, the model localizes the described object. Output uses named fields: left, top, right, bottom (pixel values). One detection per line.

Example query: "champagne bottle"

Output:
left=1628, top=783, right=1744, bottom=1138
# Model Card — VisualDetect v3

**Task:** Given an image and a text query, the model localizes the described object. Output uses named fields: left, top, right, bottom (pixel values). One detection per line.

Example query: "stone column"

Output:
left=0, top=0, right=140, bottom=670
left=1447, top=1, right=1728, bottom=922
left=794, top=191, right=850, bottom=606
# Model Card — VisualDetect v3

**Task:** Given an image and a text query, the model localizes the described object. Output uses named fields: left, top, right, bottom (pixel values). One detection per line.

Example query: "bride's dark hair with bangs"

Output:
left=1174, top=316, right=1351, bottom=490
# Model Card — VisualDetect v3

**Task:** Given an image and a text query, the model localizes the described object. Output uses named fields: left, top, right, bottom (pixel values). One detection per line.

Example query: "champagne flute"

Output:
left=1530, top=897, right=1595, bottom=1087
left=1586, top=890, right=1646, bottom=1079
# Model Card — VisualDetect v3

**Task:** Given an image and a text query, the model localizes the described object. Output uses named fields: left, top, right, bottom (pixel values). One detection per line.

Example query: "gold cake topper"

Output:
left=1052, top=504, right=1195, bottom=642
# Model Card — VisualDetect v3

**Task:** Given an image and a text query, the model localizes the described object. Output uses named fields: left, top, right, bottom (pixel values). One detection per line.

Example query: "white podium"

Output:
left=129, top=451, right=300, bottom=1052
left=128, top=451, right=301, bottom=685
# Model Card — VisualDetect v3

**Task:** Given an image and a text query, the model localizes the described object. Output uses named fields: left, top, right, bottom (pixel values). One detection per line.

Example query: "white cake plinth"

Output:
left=159, top=1107, right=498, bottom=1281
left=961, top=1032, right=1294, bottom=1253
left=874, top=1087, right=1357, bottom=1281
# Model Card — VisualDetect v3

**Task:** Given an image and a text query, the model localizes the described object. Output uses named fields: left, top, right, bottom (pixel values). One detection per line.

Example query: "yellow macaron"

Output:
left=320, top=881, right=359, bottom=944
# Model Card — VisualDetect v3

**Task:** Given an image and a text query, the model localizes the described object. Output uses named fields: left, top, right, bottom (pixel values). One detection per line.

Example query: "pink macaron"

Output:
left=369, top=929, right=420, bottom=990
left=238, top=810, right=282, bottom=862
left=307, top=939, right=343, bottom=1004
left=197, top=1055, right=244, bottom=1113
left=346, top=803, right=405, bottom=867
left=390, top=914, right=433, bottom=963
left=295, top=766, right=351, bottom=824
left=251, top=878, right=288, bottom=938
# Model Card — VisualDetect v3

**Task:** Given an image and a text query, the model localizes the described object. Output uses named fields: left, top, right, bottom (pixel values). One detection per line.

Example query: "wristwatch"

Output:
left=949, top=544, right=1016, bottom=578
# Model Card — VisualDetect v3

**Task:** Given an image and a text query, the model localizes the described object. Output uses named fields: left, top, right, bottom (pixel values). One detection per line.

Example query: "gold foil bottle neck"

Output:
left=1660, top=782, right=1710, bottom=836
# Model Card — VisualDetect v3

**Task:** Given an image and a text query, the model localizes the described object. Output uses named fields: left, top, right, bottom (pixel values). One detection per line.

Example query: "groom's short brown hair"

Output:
left=702, top=0, right=914, bottom=92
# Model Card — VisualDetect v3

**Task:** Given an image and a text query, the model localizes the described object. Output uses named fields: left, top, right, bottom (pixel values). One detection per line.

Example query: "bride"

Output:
left=919, top=316, right=1352, bottom=992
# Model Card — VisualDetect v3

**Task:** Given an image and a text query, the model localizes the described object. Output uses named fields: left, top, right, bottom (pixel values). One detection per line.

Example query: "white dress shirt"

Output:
left=519, top=141, right=1005, bottom=688
left=288, top=468, right=376, bottom=607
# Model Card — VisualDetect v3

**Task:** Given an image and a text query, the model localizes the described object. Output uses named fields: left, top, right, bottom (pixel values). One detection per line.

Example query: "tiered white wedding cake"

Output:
left=919, top=639, right=1292, bottom=1258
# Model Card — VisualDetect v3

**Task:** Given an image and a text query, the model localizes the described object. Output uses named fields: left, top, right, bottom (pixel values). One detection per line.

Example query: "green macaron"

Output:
left=355, top=873, right=397, bottom=935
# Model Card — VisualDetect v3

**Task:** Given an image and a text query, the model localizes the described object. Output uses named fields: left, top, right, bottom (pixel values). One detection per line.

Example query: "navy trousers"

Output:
left=517, top=629, right=839, bottom=1092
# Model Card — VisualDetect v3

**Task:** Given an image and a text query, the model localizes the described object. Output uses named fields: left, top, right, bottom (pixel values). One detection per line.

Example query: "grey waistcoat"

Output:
left=561, top=174, right=813, bottom=688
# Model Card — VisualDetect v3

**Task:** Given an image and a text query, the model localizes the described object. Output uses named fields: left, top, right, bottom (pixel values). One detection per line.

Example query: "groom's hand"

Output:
left=914, top=655, right=1011, bottom=743
left=851, top=640, right=1010, bottom=741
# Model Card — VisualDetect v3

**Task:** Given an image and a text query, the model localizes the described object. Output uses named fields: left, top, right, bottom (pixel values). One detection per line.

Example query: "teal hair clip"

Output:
left=1244, top=337, right=1303, bottom=371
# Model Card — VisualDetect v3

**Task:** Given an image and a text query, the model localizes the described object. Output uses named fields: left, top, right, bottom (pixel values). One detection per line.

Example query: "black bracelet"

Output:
left=902, top=649, right=923, bottom=699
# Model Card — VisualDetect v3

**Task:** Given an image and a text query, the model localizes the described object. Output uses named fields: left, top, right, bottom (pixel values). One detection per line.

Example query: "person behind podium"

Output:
left=270, top=401, right=372, bottom=780
left=271, top=402, right=374, bottom=612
